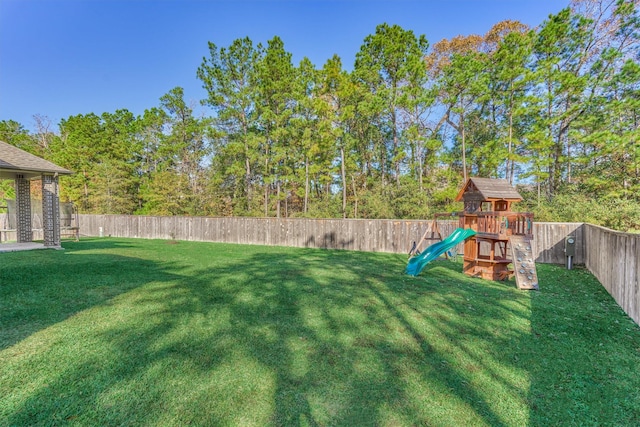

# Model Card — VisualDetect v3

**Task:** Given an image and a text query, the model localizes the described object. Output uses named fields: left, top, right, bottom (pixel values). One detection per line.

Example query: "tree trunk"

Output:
left=304, top=156, right=310, bottom=214
left=276, top=180, right=281, bottom=218
left=351, top=174, right=358, bottom=219
left=393, top=109, right=400, bottom=187
left=284, top=184, right=288, bottom=218
left=244, top=127, right=251, bottom=207
left=341, top=145, right=347, bottom=219
left=546, top=80, right=555, bottom=198
left=446, top=103, right=467, bottom=182
left=507, top=108, right=513, bottom=184
left=83, top=169, right=89, bottom=211
left=418, top=144, right=424, bottom=192
left=264, top=156, right=269, bottom=217
left=461, top=111, right=467, bottom=182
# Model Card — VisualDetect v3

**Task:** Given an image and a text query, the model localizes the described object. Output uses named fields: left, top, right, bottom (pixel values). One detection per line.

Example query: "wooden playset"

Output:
left=408, top=177, right=538, bottom=290
left=456, top=177, right=538, bottom=290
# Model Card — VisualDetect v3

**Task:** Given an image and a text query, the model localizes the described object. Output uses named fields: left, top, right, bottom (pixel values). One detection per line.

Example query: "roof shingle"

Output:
left=455, top=177, right=522, bottom=201
left=0, top=141, right=72, bottom=178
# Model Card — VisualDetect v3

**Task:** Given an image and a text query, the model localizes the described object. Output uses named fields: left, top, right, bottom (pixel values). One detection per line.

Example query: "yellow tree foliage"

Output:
left=425, top=20, right=529, bottom=75
left=483, top=20, right=530, bottom=53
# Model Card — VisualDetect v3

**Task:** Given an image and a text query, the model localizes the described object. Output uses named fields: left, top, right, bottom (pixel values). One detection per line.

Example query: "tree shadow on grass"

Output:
left=3, top=244, right=537, bottom=425
left=7, top=244, right=636, bottom=425
left=0, top=239, right=179, bottom=350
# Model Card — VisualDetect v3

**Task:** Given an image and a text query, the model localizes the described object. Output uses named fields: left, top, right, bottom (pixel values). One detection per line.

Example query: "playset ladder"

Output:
left=509, top=235, right=539, bottom=290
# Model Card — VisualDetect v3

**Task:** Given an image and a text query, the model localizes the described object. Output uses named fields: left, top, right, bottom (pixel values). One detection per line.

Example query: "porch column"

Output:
left=15, top=174, right=32, bottom=243
left=42, top=174, right=61, bottom=247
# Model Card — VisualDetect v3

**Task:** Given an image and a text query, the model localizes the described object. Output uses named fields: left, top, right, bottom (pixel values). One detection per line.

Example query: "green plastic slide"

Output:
left=406, top=227, right=477, bottom=276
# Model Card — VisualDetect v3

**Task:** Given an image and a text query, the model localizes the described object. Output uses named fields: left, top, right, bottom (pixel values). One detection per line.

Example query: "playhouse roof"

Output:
left=455, top=177, right=522, bottom=202
left=0, top=140, right=72, bottom=180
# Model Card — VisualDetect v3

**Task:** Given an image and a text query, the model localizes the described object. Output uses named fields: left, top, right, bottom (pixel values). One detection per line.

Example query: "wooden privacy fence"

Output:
left=585, top=224, right=639, bottom=326
left=76, top=214, right=585, bottom=264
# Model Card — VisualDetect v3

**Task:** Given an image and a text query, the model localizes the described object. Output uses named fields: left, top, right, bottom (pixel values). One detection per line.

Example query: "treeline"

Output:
left=1, top=0, right=639, bottom=231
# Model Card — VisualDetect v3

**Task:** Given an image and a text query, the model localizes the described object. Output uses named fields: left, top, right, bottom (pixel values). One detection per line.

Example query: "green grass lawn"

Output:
left=1, top=238, right=639, bottom=426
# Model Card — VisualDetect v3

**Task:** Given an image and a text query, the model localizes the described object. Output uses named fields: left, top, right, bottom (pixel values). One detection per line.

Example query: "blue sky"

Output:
left=1, top=0, right=568, bottom=131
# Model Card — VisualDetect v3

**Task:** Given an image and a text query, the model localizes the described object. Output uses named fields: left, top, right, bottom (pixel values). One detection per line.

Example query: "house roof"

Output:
left=455, top=177, right=522, bottom=202
left=0, top=140, right=72, bottom=180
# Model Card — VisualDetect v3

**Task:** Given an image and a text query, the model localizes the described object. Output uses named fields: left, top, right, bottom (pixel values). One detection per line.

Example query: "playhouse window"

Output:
left=495, top=201, right=508, bottom=211
left=477, top=240, right=493, bottom=259
left=465, top=201, right=480, bottom=213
